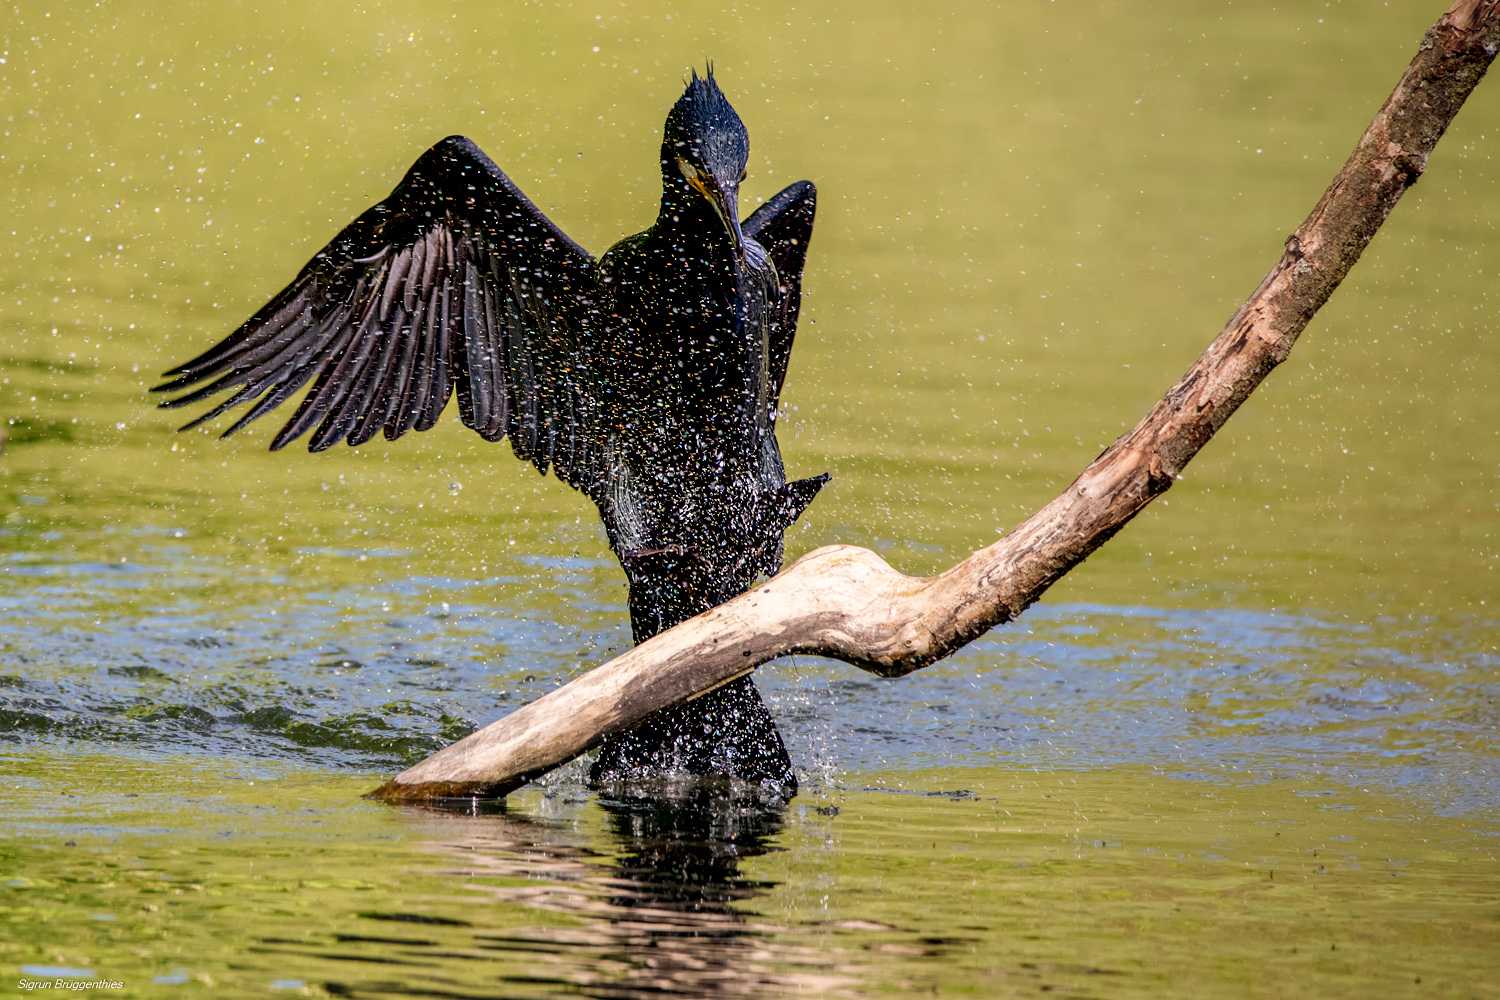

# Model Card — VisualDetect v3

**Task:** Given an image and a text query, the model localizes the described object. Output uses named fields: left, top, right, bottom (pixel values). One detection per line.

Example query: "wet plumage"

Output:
left=154, top=69, right=824, bottom=787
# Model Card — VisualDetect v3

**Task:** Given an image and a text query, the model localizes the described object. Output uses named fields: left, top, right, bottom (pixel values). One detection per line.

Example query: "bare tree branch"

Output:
left=370, top=0, right=1500, bottom=803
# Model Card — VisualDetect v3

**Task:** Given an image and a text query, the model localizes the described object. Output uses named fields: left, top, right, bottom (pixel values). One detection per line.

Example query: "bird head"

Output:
left=660, top=65, right=749, bottom=254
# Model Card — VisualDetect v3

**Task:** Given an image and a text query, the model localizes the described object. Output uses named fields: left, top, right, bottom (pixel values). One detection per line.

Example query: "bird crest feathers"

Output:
left=665, top=62, right=746, bottom=168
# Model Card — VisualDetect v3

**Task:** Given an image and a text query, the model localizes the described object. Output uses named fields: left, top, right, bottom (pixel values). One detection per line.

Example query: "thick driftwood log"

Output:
left=370, top=0, right=1500, bottom=803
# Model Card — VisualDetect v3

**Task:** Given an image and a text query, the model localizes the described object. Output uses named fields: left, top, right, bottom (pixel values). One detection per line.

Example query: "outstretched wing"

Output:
left=744, top=180, right=815, bottom=410
left=153, top=136, right=604, bottom=493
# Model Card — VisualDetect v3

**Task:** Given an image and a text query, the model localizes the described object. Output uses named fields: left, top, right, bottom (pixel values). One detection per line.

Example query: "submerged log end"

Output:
left=365, top=775, right=527, bottom=803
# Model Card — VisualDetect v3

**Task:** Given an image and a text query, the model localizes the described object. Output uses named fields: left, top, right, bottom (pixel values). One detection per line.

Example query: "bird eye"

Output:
left=739, top=168, right=747, bottom=182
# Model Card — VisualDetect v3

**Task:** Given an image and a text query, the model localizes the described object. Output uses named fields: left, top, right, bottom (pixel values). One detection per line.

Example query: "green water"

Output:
left=3, top=0, right=1498, bottom=996
left=4, top=755, right=1496, bottom=997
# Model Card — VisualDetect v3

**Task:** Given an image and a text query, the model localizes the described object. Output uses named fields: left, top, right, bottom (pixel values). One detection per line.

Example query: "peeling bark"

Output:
left=370, top=0, right=1500, bottom=803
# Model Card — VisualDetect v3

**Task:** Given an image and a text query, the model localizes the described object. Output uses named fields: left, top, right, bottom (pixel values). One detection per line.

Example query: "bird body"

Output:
left=596, top=193, right=796, bottom=637
left=156, top=69, right=823, bottom=787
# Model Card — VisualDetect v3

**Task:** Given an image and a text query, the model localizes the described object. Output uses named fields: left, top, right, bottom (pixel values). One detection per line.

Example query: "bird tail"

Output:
left=747, top=472, right=830, bottom=580
left=772, top=473, right=830, bottom=531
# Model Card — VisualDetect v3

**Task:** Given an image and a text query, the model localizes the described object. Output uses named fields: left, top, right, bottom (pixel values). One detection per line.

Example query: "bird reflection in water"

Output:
left=594, top=776, right=789, bottom=915
left=373, top=779, right=852, bottom=999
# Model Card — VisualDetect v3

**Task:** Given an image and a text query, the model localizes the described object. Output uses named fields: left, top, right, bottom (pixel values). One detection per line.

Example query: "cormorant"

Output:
left=153, top=68, right=826, bottom=789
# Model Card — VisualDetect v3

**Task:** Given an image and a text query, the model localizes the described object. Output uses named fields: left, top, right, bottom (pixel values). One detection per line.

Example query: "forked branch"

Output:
left=371, top=0, right=1500, bottom=803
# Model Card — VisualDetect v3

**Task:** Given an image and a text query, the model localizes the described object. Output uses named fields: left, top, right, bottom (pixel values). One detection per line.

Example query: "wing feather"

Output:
left=404, top=234, right=426, bottom=314
left=478, top=254, right=508, bottom=441
left=380, top=288, right=428, bottom=441
left=348, top=298, right=412, bottom=447
left=455, top=255, right=488, bottom=436
left=156, top=293, right=317, bottom=401
left=379, top=246, right=411, bottom=323
left=416, top=274, right=455, bottom=432
left=284, top=290, right=384, bottom=448
left=220, top=287, right=367, bottom=432
left=267, top=317, right=365, bottom=450
left=307, top=298, right=391, bottom=452
left=159, top=284, right=310, bottom=383
left=393, top=283, right=439, bottom=438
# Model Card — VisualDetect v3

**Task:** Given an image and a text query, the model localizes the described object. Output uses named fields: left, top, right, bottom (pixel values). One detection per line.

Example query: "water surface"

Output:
left=3, top=0, right=1497, bottom=996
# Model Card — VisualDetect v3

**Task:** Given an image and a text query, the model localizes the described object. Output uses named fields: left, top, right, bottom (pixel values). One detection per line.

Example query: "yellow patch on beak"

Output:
left=677, top=157, right=713, bottom=200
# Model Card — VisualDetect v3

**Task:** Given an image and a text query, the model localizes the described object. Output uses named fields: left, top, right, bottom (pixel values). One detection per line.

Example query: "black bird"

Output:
left=153, top=68, right=826, bottom=789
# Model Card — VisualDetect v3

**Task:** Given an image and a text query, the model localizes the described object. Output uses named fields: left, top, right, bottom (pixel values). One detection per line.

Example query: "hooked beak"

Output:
left=686, top=171, right=744, bottom=257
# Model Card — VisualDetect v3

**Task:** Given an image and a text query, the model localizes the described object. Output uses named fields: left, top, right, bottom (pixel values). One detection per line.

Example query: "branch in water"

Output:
left=370, top=0, right=1500, bottom=803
